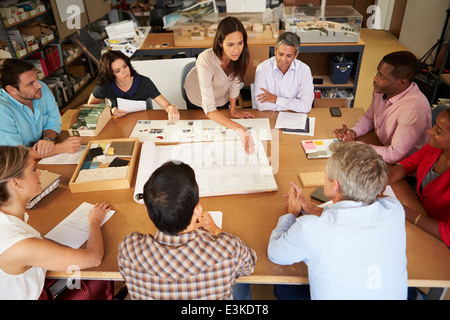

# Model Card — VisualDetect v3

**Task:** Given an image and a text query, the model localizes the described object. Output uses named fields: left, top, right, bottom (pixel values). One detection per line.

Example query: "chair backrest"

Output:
left=181, top=61, right=196, bottom=101
left=131, top=57, right=196, bottom=109
left=149, top=9, right=165, bottom=32
left=432, top=104, right=450, bottom=126
left=146, top=97, right=153, bottom=110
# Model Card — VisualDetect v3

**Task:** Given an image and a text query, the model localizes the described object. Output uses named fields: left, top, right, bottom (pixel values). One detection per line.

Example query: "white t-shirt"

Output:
left=0, top=211, right=46, bottom=300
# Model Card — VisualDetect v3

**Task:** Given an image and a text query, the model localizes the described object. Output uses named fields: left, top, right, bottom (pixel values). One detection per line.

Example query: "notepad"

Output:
left=298, top=171, right=326, bottom=187
left=301, top=139, right=339, bottom=159
left=26, top=170, right=61, bottom=209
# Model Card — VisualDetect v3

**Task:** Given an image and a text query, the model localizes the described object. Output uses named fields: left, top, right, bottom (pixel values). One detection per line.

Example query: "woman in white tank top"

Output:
left=0, top=146, right=112, bottom=299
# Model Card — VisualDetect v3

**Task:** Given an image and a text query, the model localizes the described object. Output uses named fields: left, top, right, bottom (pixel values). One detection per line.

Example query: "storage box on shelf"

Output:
left=0, top=1, right=46, bottom=28
left=283, top=5, right=362, bottom=43
left=314, top=88, right=354, bottom=108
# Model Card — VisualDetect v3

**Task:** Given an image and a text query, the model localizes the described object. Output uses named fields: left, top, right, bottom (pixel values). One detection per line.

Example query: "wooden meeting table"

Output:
left=29, top=108, right=450, bottom=296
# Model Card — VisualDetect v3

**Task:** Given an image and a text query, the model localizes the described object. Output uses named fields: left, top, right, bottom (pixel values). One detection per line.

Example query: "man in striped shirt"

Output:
left=334, top=51, right=431, bottom=164
left=118, top=161, right=257, bottom=300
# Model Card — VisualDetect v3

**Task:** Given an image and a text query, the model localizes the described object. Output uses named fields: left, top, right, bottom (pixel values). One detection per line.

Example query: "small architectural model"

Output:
left=283, top=5, right=362, bottom=43
left=286, top=18, right=359, bottom=42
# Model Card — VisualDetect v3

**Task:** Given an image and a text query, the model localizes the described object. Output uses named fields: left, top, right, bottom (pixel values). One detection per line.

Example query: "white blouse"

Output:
left=0, top=211, right=46, bottom=300
left=183, top=48, right=241, bottom=114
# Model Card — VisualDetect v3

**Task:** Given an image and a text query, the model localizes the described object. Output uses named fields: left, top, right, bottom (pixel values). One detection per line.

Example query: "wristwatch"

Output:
left=43, top=137, right=56, bottom=143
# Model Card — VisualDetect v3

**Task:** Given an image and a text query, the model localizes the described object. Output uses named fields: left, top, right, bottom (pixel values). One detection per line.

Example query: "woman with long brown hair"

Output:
left=88, top=50, right=179, bottom=122
left=184, top=16, right=255, bottom=153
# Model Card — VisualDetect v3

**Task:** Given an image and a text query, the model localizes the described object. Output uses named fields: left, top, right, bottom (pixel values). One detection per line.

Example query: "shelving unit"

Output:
left=0, top=0, right=111, bottom=110
left=136, top=32, right=364, bottom=108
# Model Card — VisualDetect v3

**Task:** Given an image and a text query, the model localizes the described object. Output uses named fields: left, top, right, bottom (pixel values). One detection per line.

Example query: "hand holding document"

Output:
left=45, top=202, right=115, bottom=248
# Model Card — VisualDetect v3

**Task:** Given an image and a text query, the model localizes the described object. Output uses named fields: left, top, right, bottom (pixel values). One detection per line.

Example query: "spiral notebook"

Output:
left=26, top=170, right=61, bottom=209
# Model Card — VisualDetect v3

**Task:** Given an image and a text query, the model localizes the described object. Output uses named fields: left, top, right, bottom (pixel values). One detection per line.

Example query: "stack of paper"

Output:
left=275, top=112, right=315, bottom=136
left=106, top=20, right=136, bottom=40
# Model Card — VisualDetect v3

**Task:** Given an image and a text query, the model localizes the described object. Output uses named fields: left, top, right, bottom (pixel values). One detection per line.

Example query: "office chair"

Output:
left=146, top=97, right=153, bottom=109
left=180, top=61, right=195, bottom=101
left=149, top=9, right=166, bottom=32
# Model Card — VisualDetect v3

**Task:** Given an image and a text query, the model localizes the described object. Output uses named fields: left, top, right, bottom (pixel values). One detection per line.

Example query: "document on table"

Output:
left=38, top=146, right=87, bottom=165
left=274, top=112, right=308, bottom=129
left=117, top=97, right=147, bottom=113
left=45, top=202, right=115, bottom=248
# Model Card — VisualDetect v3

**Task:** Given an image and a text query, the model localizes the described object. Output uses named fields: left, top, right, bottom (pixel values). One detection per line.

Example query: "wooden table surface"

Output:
left=29, top=108, right=450, bottom=288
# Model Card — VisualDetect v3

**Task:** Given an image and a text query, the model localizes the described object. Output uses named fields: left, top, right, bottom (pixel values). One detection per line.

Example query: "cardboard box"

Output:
left=69, top=138, right=139, bottom=193
left=244, top=46, right=270, bottom=86
left=62, top=105, right=111, bottom=137
left=19, top=21, right=42, bottom=39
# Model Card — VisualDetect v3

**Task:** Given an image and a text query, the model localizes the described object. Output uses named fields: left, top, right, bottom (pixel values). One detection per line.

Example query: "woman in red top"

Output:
left=388, top=108, right=450, bottom=246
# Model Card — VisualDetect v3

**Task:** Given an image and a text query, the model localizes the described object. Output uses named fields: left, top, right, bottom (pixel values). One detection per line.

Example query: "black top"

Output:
left=92, top=75, right=161, bottom=109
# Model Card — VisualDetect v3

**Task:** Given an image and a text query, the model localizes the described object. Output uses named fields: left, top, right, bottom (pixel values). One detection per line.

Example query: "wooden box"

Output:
left=69, top=138, right=139, bottom=193
left=61, top=105, right=111, bottom=137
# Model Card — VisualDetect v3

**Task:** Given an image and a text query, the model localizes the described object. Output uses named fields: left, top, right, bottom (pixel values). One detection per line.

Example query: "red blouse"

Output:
left=399, top=143, right=450, bottom=246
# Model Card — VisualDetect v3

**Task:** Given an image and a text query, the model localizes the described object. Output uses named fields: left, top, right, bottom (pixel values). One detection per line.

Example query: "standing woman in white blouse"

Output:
left=0, top=146, right=113, bottom=300
left=184, top=16, right=256, bottom=153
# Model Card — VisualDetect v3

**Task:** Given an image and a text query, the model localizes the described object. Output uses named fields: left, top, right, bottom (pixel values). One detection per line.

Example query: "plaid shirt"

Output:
left=118, top=229, right=257, bottom=300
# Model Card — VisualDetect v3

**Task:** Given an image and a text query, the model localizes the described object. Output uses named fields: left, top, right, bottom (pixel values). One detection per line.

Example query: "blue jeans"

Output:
left=273, top=284, right=311, bottom=300
left=232, top=283, right=252, bottom=300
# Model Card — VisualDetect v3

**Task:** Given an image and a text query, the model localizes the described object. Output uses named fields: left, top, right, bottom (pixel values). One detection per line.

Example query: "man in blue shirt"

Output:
left=0, top=59, right=80, bottom=159
left=268, top=142, right=408, bottom=300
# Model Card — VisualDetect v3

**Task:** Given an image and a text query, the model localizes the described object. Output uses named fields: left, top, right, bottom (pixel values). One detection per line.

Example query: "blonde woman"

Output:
left=0, top=146, right=113, bottom=299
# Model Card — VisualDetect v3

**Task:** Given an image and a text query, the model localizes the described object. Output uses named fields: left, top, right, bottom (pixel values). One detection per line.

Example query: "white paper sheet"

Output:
left=45, top=202, right=115, bottom=248
left=117, top=98, right=147, bottom=113
left=275, top=112, right=308, bottom=129
left=383, top=185, right=397, bottom=198
left=133, top=140, right=278, bottom=203
left=208, top=211, right=222, bottom=229
left=129, top=118, right=272, bottom=143
left=38, top=146, right=87, bottom=165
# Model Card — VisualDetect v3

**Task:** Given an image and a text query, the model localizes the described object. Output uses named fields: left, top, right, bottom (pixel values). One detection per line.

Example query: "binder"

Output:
left=27, top=59, right=49, bottom=77
left=27, top=170, right=61, bottom=209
